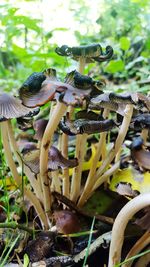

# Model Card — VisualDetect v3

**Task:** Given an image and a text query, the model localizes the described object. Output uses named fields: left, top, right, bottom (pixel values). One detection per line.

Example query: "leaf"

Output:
left=109, top=168, right=150, bottom=194
left=13, top=15, right=41, bottom=32
left=83, top=190, right=113, bottom=214
left=105, top=60, right=125, bottom=73
left=119, top=37, right=130, bottom=51
left=23, top=253, right=30, bottom=267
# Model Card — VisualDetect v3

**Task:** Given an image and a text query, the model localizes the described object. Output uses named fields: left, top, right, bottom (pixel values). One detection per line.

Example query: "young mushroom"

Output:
left=108, top=193, right=150, bottom=267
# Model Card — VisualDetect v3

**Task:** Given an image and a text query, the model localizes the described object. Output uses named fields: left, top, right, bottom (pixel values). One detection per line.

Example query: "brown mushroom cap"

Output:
left=89, top=92, right=136, bottom=115
left=19, top=69, right=103, bottom=108
left=19, top=70, right=62, bottom=107
left=0, top=93, right=38, bottom=121
left=23, top=146, right=78, bottom=174
left=33, top=119, right=48, bottom=140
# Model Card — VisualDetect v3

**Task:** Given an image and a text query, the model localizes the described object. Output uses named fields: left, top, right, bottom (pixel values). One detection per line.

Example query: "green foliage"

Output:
left=0, top=0, right=150, bottom=93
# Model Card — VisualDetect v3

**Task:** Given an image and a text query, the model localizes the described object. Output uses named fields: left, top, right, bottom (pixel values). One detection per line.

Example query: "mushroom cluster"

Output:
left=1, top=43, right=150, bottom=243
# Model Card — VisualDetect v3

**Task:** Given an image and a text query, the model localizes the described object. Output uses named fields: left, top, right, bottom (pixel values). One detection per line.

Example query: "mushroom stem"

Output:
left=92, top=161, right=120, bottom=191
left=62, top=133, right=70, bottom=198
left=1, top=121, right=48, bottom=229
left=78, top=56, right=86, bottom=74
left=95, top=104, right=133, bottom=181
left=78, top=104, right=133, bottom=207
left=70, top=55, right=87, bottom=202
left=1, top=121, right=22, bottom=186
left=77, top=109, right=109, bottom=207
left=51, top=170, right=61, bottom=193
left=108, top=193, right=150, bottom=267
left=7, top=120, right=42, bottom=201
left=70, top=133, right=87, bottom=202
left=141, top=129, right=149, bottom=144
left=40, top=101, right=67, bottom=212
left=123, top=231, right=150, bottom=267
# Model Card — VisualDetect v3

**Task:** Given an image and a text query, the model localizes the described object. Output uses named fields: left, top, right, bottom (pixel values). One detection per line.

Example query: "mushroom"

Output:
left=0, top=93, right=48, bottom=228
left=108, top=193, right=150, bottom=267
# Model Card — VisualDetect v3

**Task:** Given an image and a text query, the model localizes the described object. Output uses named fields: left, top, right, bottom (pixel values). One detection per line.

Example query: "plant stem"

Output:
left=40, top=101, right=67, bottom=212
left=0, top=222, right=34, bottom=235
left=108, top=193, right=150, bottom=267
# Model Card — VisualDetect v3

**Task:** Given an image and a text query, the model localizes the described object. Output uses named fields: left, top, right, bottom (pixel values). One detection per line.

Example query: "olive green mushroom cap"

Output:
left=0, top=93, right=39, bottom=121
left=55, top=44, right=113, bottom=63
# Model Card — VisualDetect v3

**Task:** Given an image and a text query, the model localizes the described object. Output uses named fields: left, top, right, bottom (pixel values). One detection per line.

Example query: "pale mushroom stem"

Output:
left=123, top=231, right=150, bottom=267
left=78, top=104, right=133, bottom=207
left=7, top=120, right=43, bottom=201
left=95, top=104, right=133, bottom=180
left=108, top=193, right=150, bottom=267
left=79, top=56, right=86, bottom=74
left=62, top=133, right=70, bottom=198
left=70, top=55, right=88, bottom=202
left=77, top=109, right=109, bottom=207
left=1, top=121, right=48, bottom=229
left=51, top=170, right=61, bottom=193
left=92, top=160, right=120, bottom=191
left=70, top=133, right=88, bottom=202
left=141, top=128, right=149, bottom=144
left=40, top=101, right=67, bottom=212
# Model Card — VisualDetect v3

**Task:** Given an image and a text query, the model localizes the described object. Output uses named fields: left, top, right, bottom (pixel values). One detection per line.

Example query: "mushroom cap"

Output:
left=55, top=44, right=113, bottom=63
left=19, top=70, right=60, bottom=107
left=19, top=68, right=103, bottom=108
left=33, top=119, right=48, bottom=140
left=59, top=115, right=116, bottom=135
left=0, top=93, right=38, bottom=121
left=23, top=145, right=78, bottom=174
left=89, top=92, right=136, bottom=115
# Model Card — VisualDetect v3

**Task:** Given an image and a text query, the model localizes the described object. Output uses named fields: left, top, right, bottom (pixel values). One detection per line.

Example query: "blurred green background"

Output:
left=0, top=0, right=150, bottom=94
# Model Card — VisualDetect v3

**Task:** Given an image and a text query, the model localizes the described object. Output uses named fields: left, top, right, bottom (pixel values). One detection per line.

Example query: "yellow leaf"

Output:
left=109, top=168, right=150, bottom=193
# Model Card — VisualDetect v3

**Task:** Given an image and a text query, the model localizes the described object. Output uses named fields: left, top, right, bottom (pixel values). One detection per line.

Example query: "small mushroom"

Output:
left=53, top=210, right=80, bottom=234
